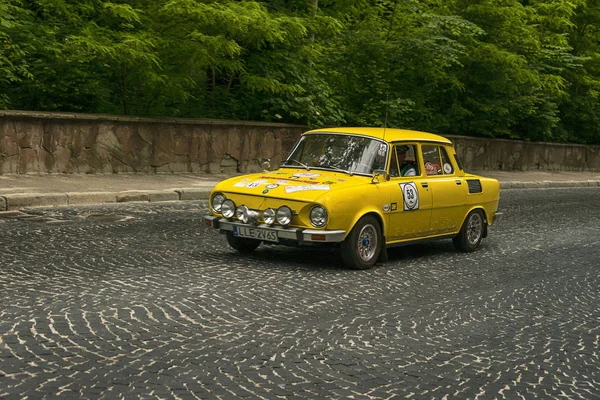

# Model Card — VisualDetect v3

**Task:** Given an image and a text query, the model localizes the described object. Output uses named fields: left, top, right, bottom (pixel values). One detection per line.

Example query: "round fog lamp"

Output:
left=221, top=199, right=236, bottom=219
left=309, top=205, right=328, bottom=227
left=211, top=193, right=226, bottom=213
left=236, top=205, right=249, bottom=223
left=276, top=206, right=292, bottom=226
left=263, top=208, right=276, bottom=225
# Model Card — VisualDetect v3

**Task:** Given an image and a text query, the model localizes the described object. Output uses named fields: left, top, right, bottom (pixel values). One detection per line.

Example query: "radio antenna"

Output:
left=383, top=94, right=389, bottom=140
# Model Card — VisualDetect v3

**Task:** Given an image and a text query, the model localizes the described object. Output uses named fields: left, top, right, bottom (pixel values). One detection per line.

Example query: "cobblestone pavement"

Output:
left=1, top=188, right=599, bottom=399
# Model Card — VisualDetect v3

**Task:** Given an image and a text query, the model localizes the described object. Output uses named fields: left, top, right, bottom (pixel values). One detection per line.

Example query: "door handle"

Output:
left=421, top=182, right=429, bottom=188
left=455, top=180, right=462, bottom=185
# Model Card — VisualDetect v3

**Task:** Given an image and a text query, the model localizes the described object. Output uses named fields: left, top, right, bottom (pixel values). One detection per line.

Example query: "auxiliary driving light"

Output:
left=236, top=205, right=260, bottom=224
left=276, top=206, right=293, bottom=226
left=236, top=205, right=249, bottom=223
left=263, top=208, right=276, bottom=225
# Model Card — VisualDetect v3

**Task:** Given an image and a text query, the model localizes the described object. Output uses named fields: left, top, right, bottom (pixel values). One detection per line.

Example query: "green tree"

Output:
left=0, top=0, right=32, bottom=108
left=559, top=0, right=600, bottom=144
left=321, top=0, right=483, bottom=131
left=449, top=0, right=582, bottom=141
left=1, top=0, right=599, bottom=144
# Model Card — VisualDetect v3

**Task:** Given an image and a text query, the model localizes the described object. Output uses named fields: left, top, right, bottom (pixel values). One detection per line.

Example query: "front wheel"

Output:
left=340, top=215, right=382, bottom=270
left=226, top=231, right=261, bottom=252
left=453, top=209, right=485, bottom=252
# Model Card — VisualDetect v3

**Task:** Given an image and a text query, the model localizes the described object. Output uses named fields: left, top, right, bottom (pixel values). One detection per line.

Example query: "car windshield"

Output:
left=282, top=133, right=388, bottom=175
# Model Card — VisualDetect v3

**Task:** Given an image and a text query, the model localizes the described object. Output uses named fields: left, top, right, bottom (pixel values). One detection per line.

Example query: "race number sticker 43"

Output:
left=399, top=182, right=420, bottom=211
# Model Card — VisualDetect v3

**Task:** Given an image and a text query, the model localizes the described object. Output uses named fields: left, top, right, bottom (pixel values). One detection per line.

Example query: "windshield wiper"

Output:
left=282, top=159, right=311, bottom=170
left=320, top=164, right=353, bottom=176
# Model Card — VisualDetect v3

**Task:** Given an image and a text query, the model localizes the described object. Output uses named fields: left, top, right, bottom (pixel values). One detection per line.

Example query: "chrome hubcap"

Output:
left=467, top=213, right=483, bottom=245
left=357, top=224, right=377, bottom=262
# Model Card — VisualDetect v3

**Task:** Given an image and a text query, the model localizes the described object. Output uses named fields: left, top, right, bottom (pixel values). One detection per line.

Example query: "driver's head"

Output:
left=397, top=145, right=409, bottom=162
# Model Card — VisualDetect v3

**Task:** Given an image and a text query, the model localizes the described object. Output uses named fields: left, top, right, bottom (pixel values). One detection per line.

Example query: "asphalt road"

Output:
left=1, top=188, right=599, bottom=399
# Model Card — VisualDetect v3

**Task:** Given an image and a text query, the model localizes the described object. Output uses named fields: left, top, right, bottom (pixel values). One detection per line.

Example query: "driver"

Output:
left=397, top=145, right=417, bottom=176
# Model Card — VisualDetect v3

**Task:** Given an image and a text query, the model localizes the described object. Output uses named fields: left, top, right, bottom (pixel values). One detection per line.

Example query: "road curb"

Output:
left=2, top=193, right=69, bottom=210
left=0, top=188, right=212, bottom=211
left=1, top=181, right=599, bottom=210
left=67, top=192, right=118, bottom=205
left=500, top=180, right=600, bottom=189
left=175, top=188, right=213, bottom=200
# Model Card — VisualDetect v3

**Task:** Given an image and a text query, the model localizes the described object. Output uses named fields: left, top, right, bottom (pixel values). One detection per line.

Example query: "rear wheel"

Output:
left=453, top=209, right=485, bottom=252
left=340, top=215, right=382, bottom=270
left=226, top=231, right=261, bottom=252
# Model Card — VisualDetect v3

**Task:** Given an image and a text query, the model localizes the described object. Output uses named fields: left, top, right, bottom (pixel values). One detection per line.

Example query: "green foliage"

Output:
left=0, top=0, right=599, bottom=144
left=0, top=0, right=33, bottom=107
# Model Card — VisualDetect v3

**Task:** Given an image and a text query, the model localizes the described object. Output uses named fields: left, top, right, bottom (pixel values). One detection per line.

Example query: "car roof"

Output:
left=305, top=127, right=452, bottom=144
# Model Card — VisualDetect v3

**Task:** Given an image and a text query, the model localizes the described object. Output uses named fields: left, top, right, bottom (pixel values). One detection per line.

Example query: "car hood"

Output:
left=214, top=168, right=370, bottom=203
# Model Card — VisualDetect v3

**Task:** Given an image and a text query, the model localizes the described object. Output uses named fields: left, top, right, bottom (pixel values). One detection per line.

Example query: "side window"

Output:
left=422, top=145, right=443, bottom=176
left=390, top=144, right=419, bottom=177
left=440, top=147, right=454, bottom=175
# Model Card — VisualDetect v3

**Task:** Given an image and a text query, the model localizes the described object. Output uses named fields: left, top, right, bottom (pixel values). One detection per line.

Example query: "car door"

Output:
left=421, top=144, right=467, bottom=235
left=384, top=143, right=433, bottom=242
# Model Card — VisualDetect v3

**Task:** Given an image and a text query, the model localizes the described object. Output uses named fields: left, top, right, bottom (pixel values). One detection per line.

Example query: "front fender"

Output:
left=316, top=186, right=388, bottom=239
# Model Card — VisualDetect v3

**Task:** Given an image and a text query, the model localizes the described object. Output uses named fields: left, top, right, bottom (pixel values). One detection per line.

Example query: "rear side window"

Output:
left=440, top=147, right=454, bottom=175
left=422, top=145, right=443, bottom=175
left=454, top=154, right=464, bottom=171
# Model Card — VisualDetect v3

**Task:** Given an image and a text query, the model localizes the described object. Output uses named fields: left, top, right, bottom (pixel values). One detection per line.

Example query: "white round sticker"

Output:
left=402, top=182, right=419, bottom=210
left=443, top=163, right=453, bottom=174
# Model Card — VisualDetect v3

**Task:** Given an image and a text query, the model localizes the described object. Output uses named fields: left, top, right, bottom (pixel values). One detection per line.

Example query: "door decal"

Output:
left=399, top=182, right=420, bottom=211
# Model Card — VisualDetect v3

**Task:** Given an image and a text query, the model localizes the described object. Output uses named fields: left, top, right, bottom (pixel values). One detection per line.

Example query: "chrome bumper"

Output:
left=204, top=216, right=346, bottom=243
left=491, top=211, right=503, bottom=224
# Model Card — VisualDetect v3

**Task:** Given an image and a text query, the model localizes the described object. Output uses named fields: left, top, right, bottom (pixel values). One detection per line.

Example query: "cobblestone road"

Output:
left=1, top=188, right=599, bottom=399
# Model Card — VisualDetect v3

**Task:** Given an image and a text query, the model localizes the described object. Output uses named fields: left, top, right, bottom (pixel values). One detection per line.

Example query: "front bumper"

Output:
left=204, top=216, right=346, bottom=243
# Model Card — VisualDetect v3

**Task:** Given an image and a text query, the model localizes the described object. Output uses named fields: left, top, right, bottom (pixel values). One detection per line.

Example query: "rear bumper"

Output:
left=491, top=211, right=503, bottom=224
left=204, top=216, right=346, bottom=243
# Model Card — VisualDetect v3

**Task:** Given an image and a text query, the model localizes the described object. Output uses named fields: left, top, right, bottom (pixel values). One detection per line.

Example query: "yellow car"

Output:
left=204, top=127, right=500, bottom=269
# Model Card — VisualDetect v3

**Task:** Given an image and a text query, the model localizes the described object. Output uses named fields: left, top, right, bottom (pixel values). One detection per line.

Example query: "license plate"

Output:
left=233, top=226, right=278, bottom=242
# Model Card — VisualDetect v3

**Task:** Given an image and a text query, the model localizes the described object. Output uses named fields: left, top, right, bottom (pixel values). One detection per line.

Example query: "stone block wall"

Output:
left=1, top=110, right=599, bottom=173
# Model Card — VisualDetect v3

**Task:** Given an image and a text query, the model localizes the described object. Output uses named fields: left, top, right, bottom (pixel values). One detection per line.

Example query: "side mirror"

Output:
left=260, top=158, right=271, bottom=171
left=371, top=169, right=390, bottom=184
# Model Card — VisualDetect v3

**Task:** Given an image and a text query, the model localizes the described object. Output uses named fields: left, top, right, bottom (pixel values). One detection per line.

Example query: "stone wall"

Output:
left=0, top=111, right=304, bottom=174
left=1, top=110, right=599, bottom=173
left=449, top=135, right=600, bottom=172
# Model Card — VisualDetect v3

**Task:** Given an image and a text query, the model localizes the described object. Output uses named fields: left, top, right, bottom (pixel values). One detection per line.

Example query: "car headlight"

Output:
left=221, top=199, right=236, bottom=219
left=309, top=205, right=328, bottom=227
left=263, top=208, right=276, bottom=225
left=276, top=206, right=292, bottom=226
left=211, top=193, right=226, bottom=213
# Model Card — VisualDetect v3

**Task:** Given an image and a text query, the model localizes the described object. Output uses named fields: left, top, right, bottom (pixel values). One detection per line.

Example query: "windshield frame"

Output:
left=281, top=132, right=390, bottom=177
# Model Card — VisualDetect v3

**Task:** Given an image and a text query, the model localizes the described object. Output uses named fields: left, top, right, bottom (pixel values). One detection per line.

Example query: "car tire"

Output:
left=453, top=209, right=485, bottom=252
left=340, top=215, right=382, bottom=270
left=226, top=231, right=261, bottom=252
